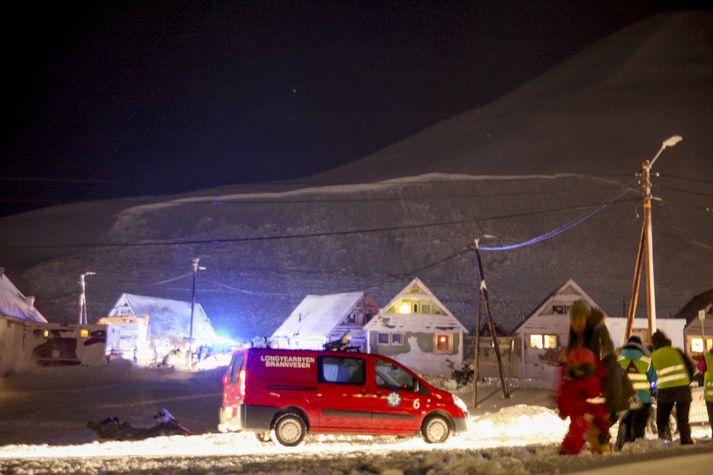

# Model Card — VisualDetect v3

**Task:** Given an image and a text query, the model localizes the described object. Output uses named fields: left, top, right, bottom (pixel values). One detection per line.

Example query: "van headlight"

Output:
left=453, top=395, right=468, bottom=413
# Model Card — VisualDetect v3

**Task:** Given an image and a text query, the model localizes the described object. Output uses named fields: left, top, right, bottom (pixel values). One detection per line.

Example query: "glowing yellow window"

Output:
left=80, top=328, right=89, bottom=338
left=691, top=337, right=713, bottom=353
left=530, top=334, right=557, bottom=349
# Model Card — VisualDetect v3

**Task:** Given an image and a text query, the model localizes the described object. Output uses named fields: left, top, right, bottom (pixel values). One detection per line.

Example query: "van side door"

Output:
left=371, top=359, right=422, bottom=433
left=316, top=355, right=373, bottom=431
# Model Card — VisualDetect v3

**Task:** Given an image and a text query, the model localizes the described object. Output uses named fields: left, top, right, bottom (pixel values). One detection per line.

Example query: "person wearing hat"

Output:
left=650, top=329, right=694, bottom=444
left=616, top=335, right=657, bottom=447
left=695, top=345, right=713, bottom=438
left=566, top=300, right=636, bottom=421
left=565, top=300, right=635, bottom=452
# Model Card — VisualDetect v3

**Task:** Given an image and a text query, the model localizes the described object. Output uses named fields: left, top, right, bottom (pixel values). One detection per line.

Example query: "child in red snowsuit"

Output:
left=557, top=347, right=611, bottom=455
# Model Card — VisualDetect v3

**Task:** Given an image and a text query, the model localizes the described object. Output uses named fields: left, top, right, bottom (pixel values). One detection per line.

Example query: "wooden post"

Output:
left=625, top=225, right=646, bottom=341
left=473, top=289, right=483, bottom=407
left=473, top=239, right=510, bottom=399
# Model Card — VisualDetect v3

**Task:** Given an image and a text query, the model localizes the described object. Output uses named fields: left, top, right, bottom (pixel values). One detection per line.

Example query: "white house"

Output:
left=364, top=278, right=467, bottom=376
left=0, top=269, right=46, bottom=324
left=106, top=293, right=217, bottom=359
left=271, top=291, right=379, bottom=351
left=510, top=279, right=607, bottom=381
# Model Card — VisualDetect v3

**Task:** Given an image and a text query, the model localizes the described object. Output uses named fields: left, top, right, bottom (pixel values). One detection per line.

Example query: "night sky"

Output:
left=2, top=0, right=709, bottom=216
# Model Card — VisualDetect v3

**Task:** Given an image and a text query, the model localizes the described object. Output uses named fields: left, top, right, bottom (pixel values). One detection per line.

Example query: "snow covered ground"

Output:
left=1, top=361, right=712, bottom=474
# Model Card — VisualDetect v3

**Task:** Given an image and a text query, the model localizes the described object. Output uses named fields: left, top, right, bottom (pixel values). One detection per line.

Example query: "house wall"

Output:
left=21, top=322, right=107, bottom=369
left=0, top=316, right=25, bottom=377
left=512, top=314, right=570, bottom=381
left=1, top=319, right=107, bottom=375
left=684, top=318, right=713, bottom=357
left=369, top=331, right=462, bottom=376
left=606, top=317, right=685, bottom=349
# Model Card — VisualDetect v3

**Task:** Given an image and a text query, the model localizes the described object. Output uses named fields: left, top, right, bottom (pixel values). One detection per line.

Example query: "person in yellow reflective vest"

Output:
left=650, top=330, right=694, bottom=445
left=695, top=346, right=713, bottom=438
left=616, top=335, right=656, bottom=446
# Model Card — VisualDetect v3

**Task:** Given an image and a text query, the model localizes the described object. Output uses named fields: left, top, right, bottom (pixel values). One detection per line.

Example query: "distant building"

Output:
left=271, top=291, right=379, bottom=351
left=106, top=293, right=217, bottom=360
left=510, top=279, right=607, bottom=380
left=675, top=289, right=713, bottom=357
left=1, top=269, right=105, bottom=375
left=364, top=278, right=467, bottom=376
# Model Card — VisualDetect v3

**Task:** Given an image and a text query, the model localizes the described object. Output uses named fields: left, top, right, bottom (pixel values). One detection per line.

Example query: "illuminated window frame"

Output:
left=690, top=337, right=713, bottom=353
left=434, top=334, right=453, bottom=353
left=529, top=334, right=557, bottom=349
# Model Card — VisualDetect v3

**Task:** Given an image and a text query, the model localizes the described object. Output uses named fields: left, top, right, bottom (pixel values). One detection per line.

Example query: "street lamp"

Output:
left=78, top=272, right=96, bottom=325
left=625, top=135, right=683, bottom=341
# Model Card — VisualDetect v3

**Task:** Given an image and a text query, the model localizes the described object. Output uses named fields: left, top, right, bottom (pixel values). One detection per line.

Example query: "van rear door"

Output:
left=224, top=350, right=246, bottom=406
left=316, top=354, right=373, bottom=431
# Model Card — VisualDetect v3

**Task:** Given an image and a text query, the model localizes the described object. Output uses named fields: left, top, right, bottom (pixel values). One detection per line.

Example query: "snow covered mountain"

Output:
left=1, top=12, right=711, bottom=341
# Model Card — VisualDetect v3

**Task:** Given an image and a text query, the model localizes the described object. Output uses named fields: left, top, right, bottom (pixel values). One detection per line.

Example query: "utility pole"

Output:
left=78, top=272, right=95, bottom=325
left=188, top=257, right=205, bottom=366
left=473, top=285, right=484, bottom=407
left=473, top=238, right=510, bottom=400
left=625, top=136, right=682, bottom=342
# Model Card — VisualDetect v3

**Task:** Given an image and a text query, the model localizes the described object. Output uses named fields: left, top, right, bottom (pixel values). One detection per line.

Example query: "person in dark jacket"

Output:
left=566, top=300, right=636, bottom=422
left=650, top=330, right=694, bottom=445
left=616, top=335, right=657, bottom=446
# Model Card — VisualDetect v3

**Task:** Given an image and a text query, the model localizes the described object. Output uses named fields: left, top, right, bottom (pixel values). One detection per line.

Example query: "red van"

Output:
left=218, top=348, right=469, bottom=446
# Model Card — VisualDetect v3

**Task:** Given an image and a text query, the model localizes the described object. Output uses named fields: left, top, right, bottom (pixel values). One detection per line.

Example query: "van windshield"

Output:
left=375, top=360, right=415, bottom=391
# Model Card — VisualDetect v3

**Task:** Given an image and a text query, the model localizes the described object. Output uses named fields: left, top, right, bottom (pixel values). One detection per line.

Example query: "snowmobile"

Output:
left=87, top=408, right=191, bottom=441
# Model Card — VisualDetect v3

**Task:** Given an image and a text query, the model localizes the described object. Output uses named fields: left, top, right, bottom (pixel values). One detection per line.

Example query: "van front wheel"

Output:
left=272, top=413, right=306, bottom=446
left=421, top=415, right=451, bottom=443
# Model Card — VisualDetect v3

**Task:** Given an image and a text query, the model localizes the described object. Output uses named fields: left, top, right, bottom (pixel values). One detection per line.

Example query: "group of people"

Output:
left=556, top=299, right=711, bottom=455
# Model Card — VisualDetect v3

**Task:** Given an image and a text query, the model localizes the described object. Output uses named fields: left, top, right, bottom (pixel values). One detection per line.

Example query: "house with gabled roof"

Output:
left=364, top=278, right=467, bottom=376
left=106, top=293, right=217, bottom=359
left=271, top=291, right=379, bottom=352
left=0, top=269, right=46, bottom=324
left=510, top=279, right=606, bottom=380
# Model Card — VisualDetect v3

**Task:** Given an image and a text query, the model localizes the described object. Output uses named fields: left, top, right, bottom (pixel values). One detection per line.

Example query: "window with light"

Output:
left=435, top=334, right=452, bottom=353
left=691, top=337, right=713, bottom=353
left=530, top=334, right=557, bottom=349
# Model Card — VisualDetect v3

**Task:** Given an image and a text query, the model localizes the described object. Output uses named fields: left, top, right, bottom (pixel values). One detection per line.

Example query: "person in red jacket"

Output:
left=557, top=347, right=611, bottom=455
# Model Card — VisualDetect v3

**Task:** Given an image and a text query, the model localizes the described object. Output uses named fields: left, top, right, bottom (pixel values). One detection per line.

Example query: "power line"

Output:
left=480, top=180, right=636, bottom=251
left=658, top=185, right=713, bottom=199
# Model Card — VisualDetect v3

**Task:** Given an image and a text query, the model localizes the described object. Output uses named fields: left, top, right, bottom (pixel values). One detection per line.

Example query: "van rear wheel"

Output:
left=421, top=415, right=451, bottom=443
left=271, top=413, right=306, bottom=446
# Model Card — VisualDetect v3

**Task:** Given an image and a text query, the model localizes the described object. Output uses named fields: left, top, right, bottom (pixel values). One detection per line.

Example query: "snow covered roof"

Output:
left=364, top=278, right=467, bottom=333
left=108, top=293, right=216, bottom=341
left=272, top=292, right=366, bottom=339
left=364, top=313, right=466, bottom=333
left=511, top=278, right=608, bottom=335
left=0, top=271, right=47, bottom=323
